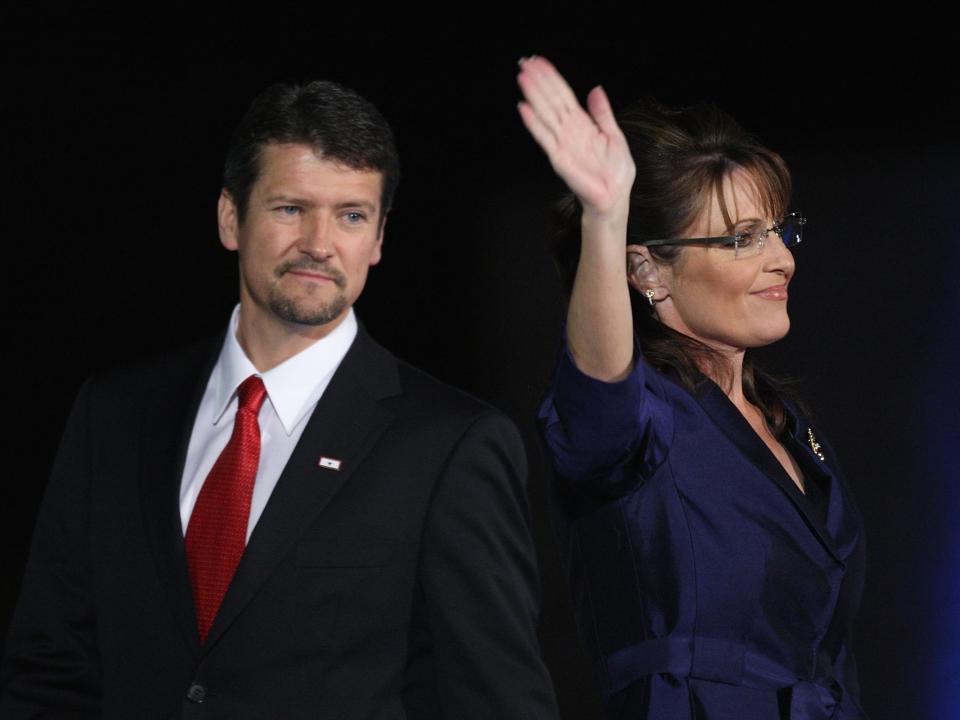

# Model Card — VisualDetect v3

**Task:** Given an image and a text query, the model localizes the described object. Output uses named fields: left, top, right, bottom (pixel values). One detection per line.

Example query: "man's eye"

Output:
left=344, top=212, right=365, bottom=224
left=276, top=206, right=300, bottom=216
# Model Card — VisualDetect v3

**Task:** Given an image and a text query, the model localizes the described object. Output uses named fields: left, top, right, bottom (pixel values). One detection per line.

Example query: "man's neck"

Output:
left=235, top=303, right=349, bottom=373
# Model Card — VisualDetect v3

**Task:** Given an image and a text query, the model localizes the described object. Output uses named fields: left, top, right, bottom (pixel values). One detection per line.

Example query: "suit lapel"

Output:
left=203, top=327, right=401, bottom=649
left=693, top=381, right=845, bottom=565
left=139, top=334, right=224, bottom=657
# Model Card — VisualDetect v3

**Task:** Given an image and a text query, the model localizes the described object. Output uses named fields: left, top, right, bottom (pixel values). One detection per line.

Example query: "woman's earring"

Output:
left=645, top=289, right=656, bottom=307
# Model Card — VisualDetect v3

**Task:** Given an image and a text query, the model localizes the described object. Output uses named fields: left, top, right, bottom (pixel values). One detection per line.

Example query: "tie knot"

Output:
left=236, top=375, right=267, bottom=414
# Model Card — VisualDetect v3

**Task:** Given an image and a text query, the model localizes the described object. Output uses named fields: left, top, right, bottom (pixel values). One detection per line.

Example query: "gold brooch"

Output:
left=807, top=428, right=825, bottom=461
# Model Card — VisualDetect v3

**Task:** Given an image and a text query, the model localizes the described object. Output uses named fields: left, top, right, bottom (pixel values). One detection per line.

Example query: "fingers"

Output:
left=517, top=65, right=563, bottom=130
left=525, top=56, right=580, bottom=116
left=516, top=56, right=582, bottom=136
left=517, top=101, right=557, bottom=155
left=586, top=85, right=625, bottom=142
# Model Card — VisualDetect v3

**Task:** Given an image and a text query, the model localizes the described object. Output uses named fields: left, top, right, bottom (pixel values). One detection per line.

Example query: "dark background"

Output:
left=3, top=9, right=958, bottom=719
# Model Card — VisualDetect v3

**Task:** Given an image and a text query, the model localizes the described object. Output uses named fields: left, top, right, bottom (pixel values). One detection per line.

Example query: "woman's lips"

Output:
left=751, top=284, right=788, bottom=300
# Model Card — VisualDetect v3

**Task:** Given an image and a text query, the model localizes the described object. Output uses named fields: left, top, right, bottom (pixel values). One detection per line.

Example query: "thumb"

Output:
left=586, top=85, right=622, bottom=139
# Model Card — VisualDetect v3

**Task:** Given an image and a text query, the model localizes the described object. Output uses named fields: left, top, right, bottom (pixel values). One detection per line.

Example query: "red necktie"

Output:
left=185, top=374, right=267, bottom=644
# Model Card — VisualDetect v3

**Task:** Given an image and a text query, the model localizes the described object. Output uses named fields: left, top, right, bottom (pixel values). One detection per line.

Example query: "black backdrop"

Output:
left=4, top=10, right=958, bottom=719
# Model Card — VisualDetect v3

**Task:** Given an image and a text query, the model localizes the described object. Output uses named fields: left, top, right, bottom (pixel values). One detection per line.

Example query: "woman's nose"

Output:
left=763, top=231, right=796, bottom=277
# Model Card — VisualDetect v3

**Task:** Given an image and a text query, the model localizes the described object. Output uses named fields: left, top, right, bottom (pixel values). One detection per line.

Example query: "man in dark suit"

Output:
left=2, top=80, right=559, bottom=719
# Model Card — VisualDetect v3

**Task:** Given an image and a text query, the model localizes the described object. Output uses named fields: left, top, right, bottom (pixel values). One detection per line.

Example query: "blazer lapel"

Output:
left=139, top=334, right=224, bottom=657
left=786, top=411, right=862, bottom=566
left=693, top=381, right=845, bottom=565
left=203, top=327, right=402, bottom=649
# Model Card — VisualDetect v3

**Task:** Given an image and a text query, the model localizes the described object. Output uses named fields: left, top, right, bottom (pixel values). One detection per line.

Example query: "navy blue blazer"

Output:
left=539, top=339, right=867, bottom=720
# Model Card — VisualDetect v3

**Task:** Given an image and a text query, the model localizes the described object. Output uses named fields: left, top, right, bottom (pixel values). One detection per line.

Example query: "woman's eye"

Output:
left=735, top=224, right=765, bottom=247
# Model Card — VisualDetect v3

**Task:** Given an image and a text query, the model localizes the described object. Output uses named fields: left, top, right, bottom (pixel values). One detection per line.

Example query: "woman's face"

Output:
left=658, top=169, right=796, bottom=352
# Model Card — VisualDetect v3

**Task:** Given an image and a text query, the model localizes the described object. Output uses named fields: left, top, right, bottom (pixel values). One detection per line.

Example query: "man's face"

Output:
left=219, top=142, right=384, bottom=335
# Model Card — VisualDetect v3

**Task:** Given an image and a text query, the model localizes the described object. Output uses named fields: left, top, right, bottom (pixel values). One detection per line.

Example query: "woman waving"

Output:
left=518, top=56, right=867, bottom=720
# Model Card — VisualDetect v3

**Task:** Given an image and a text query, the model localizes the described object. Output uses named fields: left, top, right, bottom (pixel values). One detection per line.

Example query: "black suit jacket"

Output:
left=2, top=326, right=559, bottom=720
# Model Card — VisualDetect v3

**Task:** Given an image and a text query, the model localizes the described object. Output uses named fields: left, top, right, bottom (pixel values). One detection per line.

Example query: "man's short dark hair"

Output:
left=223, top=80, right=400, bottom=224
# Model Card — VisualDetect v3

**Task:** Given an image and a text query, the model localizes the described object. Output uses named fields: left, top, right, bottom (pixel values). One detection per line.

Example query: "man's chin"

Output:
left=268, top=295, right=348, bottom=327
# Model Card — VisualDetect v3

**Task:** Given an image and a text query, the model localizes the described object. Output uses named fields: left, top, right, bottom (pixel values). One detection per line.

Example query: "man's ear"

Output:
left=218, top=190, right=240, bottom=251
left=626, top=244, right=669, bottom=303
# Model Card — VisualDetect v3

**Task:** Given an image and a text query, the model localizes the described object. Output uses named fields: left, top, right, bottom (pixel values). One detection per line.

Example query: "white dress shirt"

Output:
left=179, top=304, right=358, bottom=541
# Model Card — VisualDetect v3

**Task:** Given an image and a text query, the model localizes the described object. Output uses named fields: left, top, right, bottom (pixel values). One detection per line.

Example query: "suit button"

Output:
left=186, top=683, right=207, bottom=703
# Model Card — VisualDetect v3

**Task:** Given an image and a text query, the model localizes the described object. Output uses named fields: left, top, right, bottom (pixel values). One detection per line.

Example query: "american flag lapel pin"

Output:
left=317, top=456, right=343, bottom=471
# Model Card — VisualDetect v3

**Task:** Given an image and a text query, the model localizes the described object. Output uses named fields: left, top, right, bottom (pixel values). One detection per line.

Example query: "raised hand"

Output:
left=516, top=56, right=635, bottom=219
left=517, top=56, right=637, bottom=381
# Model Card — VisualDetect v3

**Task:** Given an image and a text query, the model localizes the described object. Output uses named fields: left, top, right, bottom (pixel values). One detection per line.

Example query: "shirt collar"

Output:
left=210, top=304, right=358, bottom=435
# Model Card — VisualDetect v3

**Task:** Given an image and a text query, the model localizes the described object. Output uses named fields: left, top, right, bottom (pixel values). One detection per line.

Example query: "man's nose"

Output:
left=297, top=215, right=334, bottom=259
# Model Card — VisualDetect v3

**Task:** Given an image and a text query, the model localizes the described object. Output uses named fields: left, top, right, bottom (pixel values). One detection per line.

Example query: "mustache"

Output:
left=275, top=259, right=347, bottom=289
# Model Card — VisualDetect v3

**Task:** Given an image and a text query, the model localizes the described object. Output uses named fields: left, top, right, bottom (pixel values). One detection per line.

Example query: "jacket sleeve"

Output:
left=410, top=412, right=559, bottom=720
left=1, top=379, right=103, bottom=718
left=537, top=335, right=673, bottom=499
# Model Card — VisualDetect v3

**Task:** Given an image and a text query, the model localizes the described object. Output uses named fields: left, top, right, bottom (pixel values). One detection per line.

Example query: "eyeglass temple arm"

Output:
left=638, top=235, right=739, bottom=248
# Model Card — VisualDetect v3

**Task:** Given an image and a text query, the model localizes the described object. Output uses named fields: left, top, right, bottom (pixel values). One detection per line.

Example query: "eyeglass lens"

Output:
left=778, top=215, right=804, bottom=247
